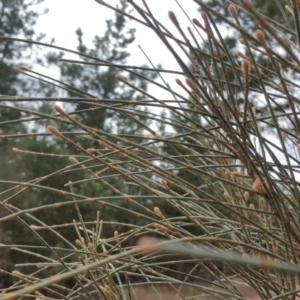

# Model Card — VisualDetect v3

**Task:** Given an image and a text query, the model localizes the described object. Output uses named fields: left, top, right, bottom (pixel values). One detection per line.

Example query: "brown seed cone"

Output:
left=252, top=177, right=267, bottom=195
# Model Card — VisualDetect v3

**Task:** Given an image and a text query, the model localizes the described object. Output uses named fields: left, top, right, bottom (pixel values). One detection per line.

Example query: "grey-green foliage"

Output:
left=202, top=0, right=297, bottom=119
left=0, top=0, right=49, bottom=288
left=2, top=0, right=300, bottom=299
left=0, top=0, right=48, bottom=209
left=0, top=0, right=158, bottom=282
left=204, top=0, right=293, bottom=49
left=0, top=0, right=48, bottom=95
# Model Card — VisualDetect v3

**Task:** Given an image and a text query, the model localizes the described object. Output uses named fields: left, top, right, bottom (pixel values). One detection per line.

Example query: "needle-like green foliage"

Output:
left=2, top=0, right=300, bottom=299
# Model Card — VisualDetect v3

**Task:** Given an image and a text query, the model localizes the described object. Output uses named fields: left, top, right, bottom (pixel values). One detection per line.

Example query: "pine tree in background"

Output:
left=0, top=0, right=48, bottom=287
left=0, top=0, right=48, bottom=95
left=0, top=0, right=157, bottom=277
left=47, top=0, right=155, bottom=133
left=37, top=0, right=159, bottom=240
left=0, top=0, right=48, bottom=179
left=41, top=0, right=156, bottom=227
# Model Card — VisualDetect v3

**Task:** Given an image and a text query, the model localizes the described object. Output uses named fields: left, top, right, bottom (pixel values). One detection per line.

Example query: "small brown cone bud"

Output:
left=252, top=177, right=267, bottom=195
left=75, top=239, right=82, bottom=246
left=161, top=179, right=167, bottom=186
left=114, top=230, right=120, bottom=243
left=223, top=191, right=232, bottom=200
left=69, top=156, right=79, bottom=164
left=186, top=77, right=197, bottom=91
left=53, top=104, right=68, bottom=117
left=12, top=270, right=24, bottom=277
left=86, top=148, right=97, bottom=154
left=228, top=4, right=238, bottom=19
left=242, top=60, right=250, bottom=78
left=231, top=171, right=247, bottom=178
left=169, top=11, right=179, bottom=28
left=255, top=30, right=267, bottom=48
left=239, top=38, right=246, bottom=44
left=88, top=243, right=95, bottom=252
left=192, top=18, right=205, bottom=30
left=224, top=170, right=231, bottom=180
left=201, top=11, right=208, bottom=23
left=48, top=125, right=64, bottom=138
left=115, top=74, right=127, bottom=83
left=30, top=225, right=41, bottom=230
left=243, top=191, right=249, bottom=202
left=237, top=50, right=247, bottom=59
